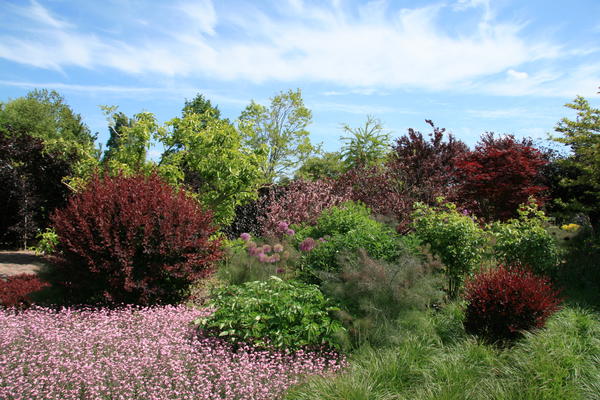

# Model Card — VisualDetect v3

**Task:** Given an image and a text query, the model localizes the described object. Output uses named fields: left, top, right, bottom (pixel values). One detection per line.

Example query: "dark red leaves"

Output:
left=453, top=133, right=548, bottom=221
left=464, top=265, right=562, bottom=342
left=49, top=173, right=222, bottom=305
left=0, top=274, right=49, bottom=308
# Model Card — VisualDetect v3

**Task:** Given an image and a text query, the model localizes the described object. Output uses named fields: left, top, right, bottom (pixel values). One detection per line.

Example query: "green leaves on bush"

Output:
left=296, top=202, right=401, bottom=278
left=491, top=198, right=561, bottom=275
left=411, top=199, right=486, bottom=297
left=194, top=277, right=345, bottom=349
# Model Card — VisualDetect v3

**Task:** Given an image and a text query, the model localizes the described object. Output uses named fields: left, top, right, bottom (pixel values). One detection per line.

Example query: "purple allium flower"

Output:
left=258, top=253, right=269, bottom=262
left=240, top=232, right=251, bottom=241
left=286, top=228, right=295, bottom=236
left=248, top=245, right=263, bottom=256
left=262, top=244, right=272, bottom=253
left=273, top=244, right=284, bottom=253
left=299, top=237, right=317, bottom=252
left=269, top=253, right=281, bottom=263
left=277, top=221, right=289, bottom=233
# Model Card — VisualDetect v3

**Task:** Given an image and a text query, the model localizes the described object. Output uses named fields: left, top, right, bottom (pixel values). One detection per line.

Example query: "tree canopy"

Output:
left=238, top=89, right=315, bottom=182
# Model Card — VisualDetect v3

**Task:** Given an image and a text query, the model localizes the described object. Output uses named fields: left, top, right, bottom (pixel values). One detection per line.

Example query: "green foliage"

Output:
left=295, top=151, right=345, bottom=181
left=340, top=115, right=391, bottom=170
left=157, top=113, right=264, bottom=225
left=552, top=96, right=600, bottom=225
left=0, top=89, right=97, bottom=157
left=285, top=307, right=600, bottom=400
left=195, top=277, right=345, bottom=349
left=411, top=199, right=487, bottom=297
left=491, top=199, right=561, bottom=274
left=33, top=228, right=59, bottom=255
left=321, top=250, right=445, bottom=348
left=296, top=202, right=402, bottom=278
left=100, top=106, right=157, bottom=176
left=0, top=89, right=100, bottom=190
left=238, top=89, right=315, bottom=182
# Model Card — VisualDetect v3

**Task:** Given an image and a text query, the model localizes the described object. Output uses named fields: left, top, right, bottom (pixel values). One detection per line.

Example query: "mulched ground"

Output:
left=0, top=250, right=46, bottom=279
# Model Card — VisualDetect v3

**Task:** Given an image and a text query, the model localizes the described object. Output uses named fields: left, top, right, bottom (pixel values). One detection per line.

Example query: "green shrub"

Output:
left=411, top=199, right=486, bottom=297
left=296, top=202, right=402, bottom=279
left=194, top=277, right=345, bottom=349
left=321, top=249, right=445, bottom=348
left=491, top=198, right=561, bottom=275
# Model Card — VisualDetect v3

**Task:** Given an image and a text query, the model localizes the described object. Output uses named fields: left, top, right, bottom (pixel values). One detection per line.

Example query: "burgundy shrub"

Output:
left=387, top=120, right=469, bottom=205
left=260, top=179, right=351, bottom=236
left=0, top=274, right=49, bottom=308
left=336, top=121, right=468, bottom=233
left=453, top=133, right=548, bottom=221
left=464, top=265, right=562, bottom=342
left=49, top=173, right=222, bottom=305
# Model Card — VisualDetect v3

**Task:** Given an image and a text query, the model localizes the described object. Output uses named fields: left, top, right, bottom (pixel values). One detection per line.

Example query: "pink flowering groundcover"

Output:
left=0, top=306, right=344, bottom=400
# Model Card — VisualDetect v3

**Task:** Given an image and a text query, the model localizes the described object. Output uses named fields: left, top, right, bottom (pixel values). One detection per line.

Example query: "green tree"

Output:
left=340, top=115, right=391, bottom=170
left=157, top=112, right=264, bottom=226
left=295, top=151, right=345, bottom=181
left=0, top=89, right=96, bottom=156
left=102, top=109, right=133, bottom=162
left=0, top=89, right=100, bottom=192
left=100, top=106, right=157, bottom=176
left=551, top=96, right=600, bottom=225
left=238, top=89, right=315, bottom=182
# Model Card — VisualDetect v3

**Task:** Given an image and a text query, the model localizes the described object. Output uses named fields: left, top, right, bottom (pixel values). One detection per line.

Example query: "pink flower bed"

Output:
left=0, top=306, right=344, bottom=400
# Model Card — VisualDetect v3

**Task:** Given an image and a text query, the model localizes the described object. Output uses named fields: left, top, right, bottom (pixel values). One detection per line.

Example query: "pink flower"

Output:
left=258, top=253, right=269, bottom=262
left=262, top=244, right=272, bottom=253
left=286, top=228, right=295, bottom=236
left=269, top=254, right=281, bottom=263
left=273, top=244, right=284, bottom=253
left=277, top=221, right=289, bottom=233
left=240, top=232, right=251, bottom=241
left=299, top=237, right=317, bottom=252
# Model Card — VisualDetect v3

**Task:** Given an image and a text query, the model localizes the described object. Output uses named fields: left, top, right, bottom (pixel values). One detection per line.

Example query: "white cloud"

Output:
left=506, top=69, right=529, bottom=80
left=0, top=0, right=592, bottom=97
left=0, top=80, right=248, bottom=105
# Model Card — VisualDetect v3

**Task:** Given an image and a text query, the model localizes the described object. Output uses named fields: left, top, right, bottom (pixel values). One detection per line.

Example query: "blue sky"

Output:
left=1, top=0, right=599, bottom=158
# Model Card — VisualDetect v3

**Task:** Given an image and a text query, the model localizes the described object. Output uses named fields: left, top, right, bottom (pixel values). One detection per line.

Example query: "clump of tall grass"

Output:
left=285, top=306, right=600, bottom=400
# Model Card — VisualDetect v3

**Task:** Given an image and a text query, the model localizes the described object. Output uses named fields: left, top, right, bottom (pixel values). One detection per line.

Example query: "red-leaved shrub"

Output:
left=453, top=133, right=548, bottom=221
left=464, top=265, right=561, bottom=341
left=49, top=173, right=222, bottom=305
left=0, top=274, right=49, bottom=308
left=260, top=179, right=351, bottom=236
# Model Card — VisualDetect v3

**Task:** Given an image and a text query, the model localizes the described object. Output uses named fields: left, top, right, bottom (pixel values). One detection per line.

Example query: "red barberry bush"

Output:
left=49, top=173, right=222, bottom=305
left=0, top=274, right=49, bottom=308
left=463, top=265, right=561, bottom=342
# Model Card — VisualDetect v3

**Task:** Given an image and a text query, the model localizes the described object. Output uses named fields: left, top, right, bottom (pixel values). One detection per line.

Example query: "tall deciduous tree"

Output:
left=340, top=115, right=391, bottom=170
left=551, top=96, right=600, bottom=226
left=295, top=151, right=345, bottom=181
left=238, top=89, right=315, bottom=182
left=0, top=89, right=100, bottom=191
left=100, top=106, right=157, bottom=176
left=157, top=113, right=264, bottom=226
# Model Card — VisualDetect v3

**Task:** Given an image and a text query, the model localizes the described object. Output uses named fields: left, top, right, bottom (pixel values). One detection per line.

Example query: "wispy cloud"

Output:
left=0, top=0, right=594, bottom=97
left=0, top=80, right=248, bottom=105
